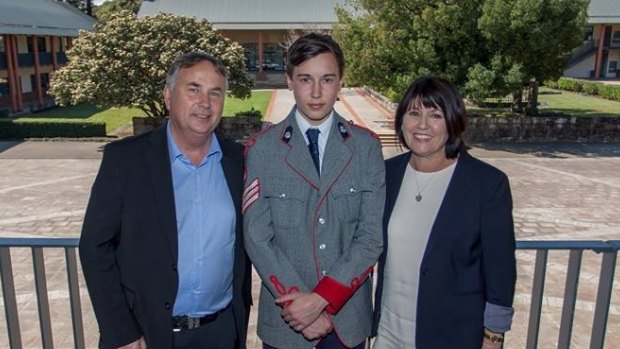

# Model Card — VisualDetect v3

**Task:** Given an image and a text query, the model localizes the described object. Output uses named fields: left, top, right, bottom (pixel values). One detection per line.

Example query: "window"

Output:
left=0, top=36, right=4, bottom=53
left=27, top=37, right=47, bottom=52
left=612, top=31, right=620, bottom=45
left=584, top=26, right=593, bottom=41
left=41, top=73, right=50, bottom=90
left=609, top=61, right=618, bottom=73
left=242, top=43, right=257, bottom=70
left=29, top=73, right=51, bottom=91
left=263, top=43, right=284, bottom=71
left=0, top=80, right=8, bottom=98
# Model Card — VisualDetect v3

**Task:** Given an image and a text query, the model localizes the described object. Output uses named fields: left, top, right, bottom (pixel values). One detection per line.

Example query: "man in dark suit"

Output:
left=79, top=52, right=251, bottom=349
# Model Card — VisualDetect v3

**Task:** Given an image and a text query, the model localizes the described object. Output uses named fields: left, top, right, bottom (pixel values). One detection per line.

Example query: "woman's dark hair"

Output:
left=394, top=76, right=467, bottom=158
left=286, top=32, right=345, bottom=78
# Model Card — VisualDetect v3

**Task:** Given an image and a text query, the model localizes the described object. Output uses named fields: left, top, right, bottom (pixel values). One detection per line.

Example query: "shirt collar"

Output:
left=166, top=121, right=222, bottom=166
left=294, top=109, right=334, bottom=142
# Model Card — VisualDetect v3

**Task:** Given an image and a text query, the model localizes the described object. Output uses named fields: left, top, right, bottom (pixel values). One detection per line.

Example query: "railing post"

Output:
left=66, top=247, right=85, bottom=349
left=0, top=247, right=23, bottom=349
left=558, top=250, right=583, bottom=349
left=526, top=250, right=548, bottom=349
left=589, top=249, right=617, bottom=349
left=32, top=247, right=54, bottom=348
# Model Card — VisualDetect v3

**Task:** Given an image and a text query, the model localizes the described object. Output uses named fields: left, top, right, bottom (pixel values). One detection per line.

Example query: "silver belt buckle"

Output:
left=187, top=316, right=200, bottom=330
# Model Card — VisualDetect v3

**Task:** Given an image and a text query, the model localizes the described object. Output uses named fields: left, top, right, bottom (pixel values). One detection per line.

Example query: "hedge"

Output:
left=547, top=78, right=620, bottom=102
left=598, top=84, right=620, bottom=101
left=0, top=120, right=107, bottom=138
left=556, top=77, right=583, bottom=92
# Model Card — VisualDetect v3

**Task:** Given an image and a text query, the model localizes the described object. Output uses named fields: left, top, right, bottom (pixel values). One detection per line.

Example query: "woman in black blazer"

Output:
left=372, top=77, right=516, bottom=349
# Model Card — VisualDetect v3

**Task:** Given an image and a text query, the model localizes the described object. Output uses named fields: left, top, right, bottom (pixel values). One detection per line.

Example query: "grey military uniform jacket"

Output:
left=243, top=109, right=385, bottom=349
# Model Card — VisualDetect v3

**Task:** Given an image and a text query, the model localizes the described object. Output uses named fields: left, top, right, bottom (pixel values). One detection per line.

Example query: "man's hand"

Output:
left=301, top=312, right=333, bottom=340
left=117, top=337, right=147, bottom=349
left=276, top=292, right=329, bottom=331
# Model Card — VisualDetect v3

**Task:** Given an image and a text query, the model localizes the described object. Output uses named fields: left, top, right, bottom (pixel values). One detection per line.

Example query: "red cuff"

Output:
left=313, top=276, right=353, bottom=314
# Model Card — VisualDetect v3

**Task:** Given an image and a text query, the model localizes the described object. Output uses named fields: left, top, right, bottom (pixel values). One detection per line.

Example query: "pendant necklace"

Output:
left=413, top=169, right=437, bottom=202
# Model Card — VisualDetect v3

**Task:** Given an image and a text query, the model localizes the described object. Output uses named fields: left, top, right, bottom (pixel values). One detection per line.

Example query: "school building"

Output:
left=139, top=0, right=346, bottom=86
left=565, top=0, right=620, bottom=80
left=0, top=0, right=96, bottom=114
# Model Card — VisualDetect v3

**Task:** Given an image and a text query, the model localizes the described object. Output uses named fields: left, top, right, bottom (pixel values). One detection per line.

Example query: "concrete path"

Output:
left=1, top=89, right=619, bottom=348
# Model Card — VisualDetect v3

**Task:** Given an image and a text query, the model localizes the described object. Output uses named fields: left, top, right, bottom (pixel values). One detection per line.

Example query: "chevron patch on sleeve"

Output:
left=242, top=178, right=260, bottom=214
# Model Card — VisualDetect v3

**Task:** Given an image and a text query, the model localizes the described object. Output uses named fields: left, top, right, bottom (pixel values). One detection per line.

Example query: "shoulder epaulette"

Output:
left=243, top=123, right=274, bottom=156
left=349, top=122, right=380, bottom=141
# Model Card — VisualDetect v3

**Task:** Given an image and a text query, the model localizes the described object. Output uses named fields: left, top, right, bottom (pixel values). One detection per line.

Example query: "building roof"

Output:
left=138, top=0, right=347, bottom=30
left=588, top=0, right=620, bottom=24
left=0, top=0, right=96, bottom=37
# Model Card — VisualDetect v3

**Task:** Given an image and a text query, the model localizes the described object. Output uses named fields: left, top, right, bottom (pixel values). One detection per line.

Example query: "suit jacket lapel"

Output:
left=145, top=124, right=178, bottom=262
left=384, top=152, right=410, bottom=224
left=320, top=115, right=353, bottom=192
left=282, top=110, right=321, bottom=189
left=421, top=151, right=473, bottom=269
left=220, top=140, right=245, bottom=295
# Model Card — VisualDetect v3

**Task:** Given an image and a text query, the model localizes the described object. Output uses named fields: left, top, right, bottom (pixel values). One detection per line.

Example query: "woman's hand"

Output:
left=481, top=329, right=504, bottom=349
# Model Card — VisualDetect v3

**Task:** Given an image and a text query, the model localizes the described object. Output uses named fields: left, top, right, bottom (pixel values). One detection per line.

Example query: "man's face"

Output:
left=287, top=52, right=342, bottom=125
left=164, top=61, right=226, bottom=141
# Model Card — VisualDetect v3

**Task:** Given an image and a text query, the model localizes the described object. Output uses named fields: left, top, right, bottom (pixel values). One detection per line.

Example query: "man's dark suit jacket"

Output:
left=372, top=149, right=516, bottom=348
left=79, top=124, right=251, bottom=349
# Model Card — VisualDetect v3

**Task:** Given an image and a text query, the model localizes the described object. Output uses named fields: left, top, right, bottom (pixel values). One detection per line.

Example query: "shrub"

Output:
left=543, top=80, right=558, bottom=89
left=556, top=77, right=583, bottom=92
left=582, top=82, right=599, bottom=95
left=598, top=84, right=620, bottom=102
left=0, top=120, right=106, bottom=138
left=233, top=107, right=262, bottom=118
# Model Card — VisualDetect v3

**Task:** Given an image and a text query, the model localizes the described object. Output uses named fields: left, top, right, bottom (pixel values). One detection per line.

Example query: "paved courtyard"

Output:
left=0, top=88, right=619, bottom=348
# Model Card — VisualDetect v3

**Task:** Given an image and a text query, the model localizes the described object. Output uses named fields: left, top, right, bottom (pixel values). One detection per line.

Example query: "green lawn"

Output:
left=538, top=87, right=620, bottom=117
left=17, top=90, right=273, bottom=135
left=19, top=105, right=143, bottom=134
left=469, top=87, right=620, bottom=117
left=223, top=90, right=272, bottom=116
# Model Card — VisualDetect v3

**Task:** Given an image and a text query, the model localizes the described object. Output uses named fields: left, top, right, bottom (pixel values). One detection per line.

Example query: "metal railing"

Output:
left=0, top=238, right=618, bottom=349
left=0, top=238, right=84, bottom=349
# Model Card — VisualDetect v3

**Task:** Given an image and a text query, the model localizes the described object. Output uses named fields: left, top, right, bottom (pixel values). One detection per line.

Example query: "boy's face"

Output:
left=287, top=52, right=342, bottom=126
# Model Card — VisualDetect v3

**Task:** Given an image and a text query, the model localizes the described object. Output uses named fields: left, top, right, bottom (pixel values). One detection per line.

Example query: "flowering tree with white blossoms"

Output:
left=50, top=11, right=252, bottom=118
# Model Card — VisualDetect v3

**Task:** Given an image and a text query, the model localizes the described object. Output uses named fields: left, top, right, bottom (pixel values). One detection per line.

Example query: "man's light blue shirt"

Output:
left=167, top=124, right=235, bottom=317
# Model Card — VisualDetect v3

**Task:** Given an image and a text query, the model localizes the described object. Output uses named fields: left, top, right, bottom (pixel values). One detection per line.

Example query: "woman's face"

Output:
left=401, top=99, right=449, bottom=163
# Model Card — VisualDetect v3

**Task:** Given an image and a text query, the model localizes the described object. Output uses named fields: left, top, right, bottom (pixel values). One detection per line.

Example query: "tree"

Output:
left=334, top=0, right=588, bottom=114
left=477, top=0, right=589, bottom=114
left=94, top=0, right=142, bottom=23
left=49, top=11, right=253, bottom=118
left=64, top=0, right=93, bottom=16
left=334, top=0, right=487, bottom=101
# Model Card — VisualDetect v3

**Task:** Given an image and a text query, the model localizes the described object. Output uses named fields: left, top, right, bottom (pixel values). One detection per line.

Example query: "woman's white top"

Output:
left=373, top=160, right=457, bottom=349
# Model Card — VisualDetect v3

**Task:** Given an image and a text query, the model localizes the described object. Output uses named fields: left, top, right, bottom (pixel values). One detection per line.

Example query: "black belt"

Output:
left=172, top=303, right=231, bottom=332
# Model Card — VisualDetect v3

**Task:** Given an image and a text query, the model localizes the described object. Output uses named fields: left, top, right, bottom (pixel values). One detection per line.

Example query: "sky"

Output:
left=93, top=0, right=109, bottom=5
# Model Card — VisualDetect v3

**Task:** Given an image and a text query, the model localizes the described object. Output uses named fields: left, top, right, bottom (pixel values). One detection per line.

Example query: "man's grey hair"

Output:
left=165, top=52, right=228, bottom=89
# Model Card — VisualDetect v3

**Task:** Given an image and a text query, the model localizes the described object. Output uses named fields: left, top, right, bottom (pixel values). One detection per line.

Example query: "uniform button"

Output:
left=319, top=244, right=326, bottom=250
left=165, top=302, right=171, bottom=309
left=422, top=268, right=429, bottom=276
left=321, top=270, right=327, bottom=276
left=318, top=218, right=325, bottom=224
left=279, top=193, right=286, bottom=198
left=349, top=187, right=357, bottom=193
left=172, top=263, right=177, bottom=272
